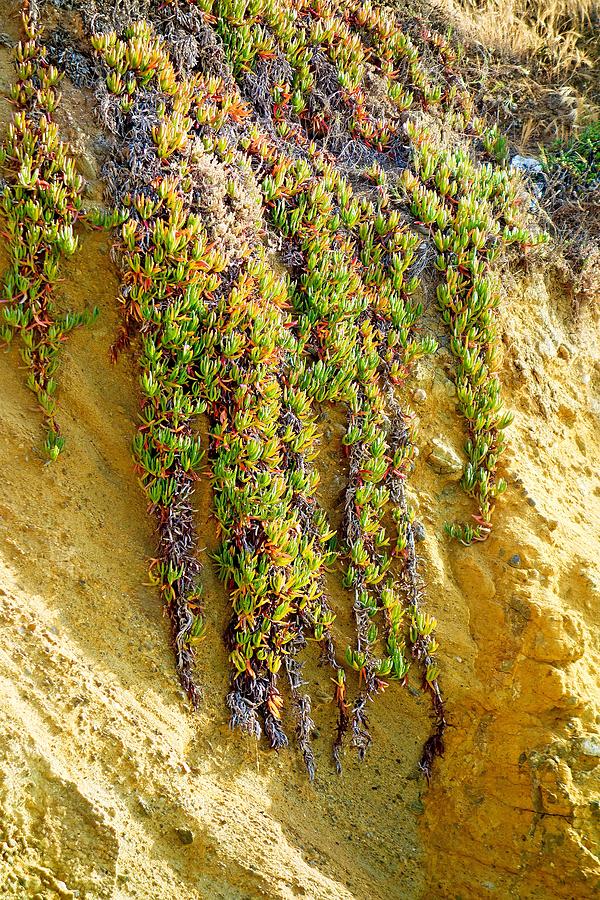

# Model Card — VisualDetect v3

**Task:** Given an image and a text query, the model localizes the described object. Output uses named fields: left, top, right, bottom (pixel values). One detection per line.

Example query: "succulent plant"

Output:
left=240, top=124, right=444, bottom=770
left=0, top=11, right=96, bottom=459
left=403, top=123, right=547, bottom=543
left=4, top=0, right=543, bottom=782
left=93, top=21, right=220, bottom=706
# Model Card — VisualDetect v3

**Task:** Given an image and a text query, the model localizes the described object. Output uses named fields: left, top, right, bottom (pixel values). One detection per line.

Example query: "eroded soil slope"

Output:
left=0, top=8, right=598, bottom=900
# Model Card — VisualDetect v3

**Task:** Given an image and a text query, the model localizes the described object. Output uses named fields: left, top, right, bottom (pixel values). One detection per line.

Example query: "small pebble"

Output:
left=508, top=554, right=521, bottom=568
left=580, top=737, right=600, bottom=757
left=412, top=388, right=427, bottom=404
left=582, top=373, right=591, bottom=385
left=557, top=344, right=571, bottom=360
left=425, top=438, right=463, bottom=477
left=526, top=497, right=537, bottom=507
left=413, top=521, right=426, bottom=542
left=137, top=796, right=151, bottom=817
left=175, top=828, right=194, bottom=846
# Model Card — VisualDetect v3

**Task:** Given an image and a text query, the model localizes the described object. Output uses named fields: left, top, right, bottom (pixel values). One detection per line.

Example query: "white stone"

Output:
left=581, top=738, right=600, bottom=757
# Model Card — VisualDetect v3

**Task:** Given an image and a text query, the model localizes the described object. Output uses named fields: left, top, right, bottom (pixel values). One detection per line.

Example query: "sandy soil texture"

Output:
left=0, top=8, right=598, bottom=899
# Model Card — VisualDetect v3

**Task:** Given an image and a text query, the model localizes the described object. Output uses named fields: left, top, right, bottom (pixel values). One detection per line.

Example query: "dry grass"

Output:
left=440, top=0, right=599, bottom=75
left=411, top=0, right=600, bottom=152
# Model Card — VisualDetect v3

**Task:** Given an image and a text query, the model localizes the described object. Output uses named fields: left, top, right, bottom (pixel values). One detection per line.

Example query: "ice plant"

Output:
left=92, top=21, right=224, bottom=703
left=6, top=0, right=544, bottom=781
left=238, top=128, right=444, bottom=768
left=403, top=123, right=547, bottom=543
left=194, top=253, right=343, bottom=774
left=0, top=10, right=95, bottom=459
left=94, top=21, right=344, bottom=772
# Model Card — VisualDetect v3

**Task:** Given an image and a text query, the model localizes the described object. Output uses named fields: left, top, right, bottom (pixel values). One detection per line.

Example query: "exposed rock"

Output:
left=413, top=521, right=426, bottom=542
left=557, top=344, right=572, bottom=360
left=534, top=758, right=576, bottom=816
left=537, top=337, right=557, bottom=359
left=523, top=604, right=585, bottom=664
left=424, top=438, right=463, bottom=478
left=175, top=828, right=195, bottom=846
left=580, top=737, right=600, bottom=759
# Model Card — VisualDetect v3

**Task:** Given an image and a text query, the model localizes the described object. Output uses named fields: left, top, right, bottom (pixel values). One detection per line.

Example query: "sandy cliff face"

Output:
left=0, top=9, right=598, bottom=900
left=420, top=268, right=600, bottom=897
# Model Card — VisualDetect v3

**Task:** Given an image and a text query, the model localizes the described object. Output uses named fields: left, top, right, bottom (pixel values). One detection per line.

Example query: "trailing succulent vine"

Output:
left=3, top=0, right=547, bottom=779
left=218, top=124, right=445, bottom=765
left=197, top=256, right=345, bottom=775
left=402, top=123, right=547, bottom=543
left=188, top=0, right=448, bottom=769
left=0, top=10, right=96, bottom=460
left=90, top=22, right=221, bottom=704
left=91, top=21, right=345, bottom=764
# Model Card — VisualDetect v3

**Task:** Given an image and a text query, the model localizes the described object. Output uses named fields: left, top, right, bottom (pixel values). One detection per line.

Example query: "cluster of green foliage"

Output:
left=231, top=126, right=442, bottom=758
left=90, top=22, right=233, bottom=703
left=198, top=257, right=347, bottom=773
left=402, top=122, right=546, bottom=543
left=2, top=1, right=546, bottom=778
left=198, top=0, right=436, bottom=148
left=87, top=11, right=448, bottom=768
left=177, top=0, right=507, bottom=160
left=0, top=13, right=96, bottom=459
left=93, top=22, right=264, bottom=704
left=92, top=22, right=346, bottom=769
left=543, top=120, right=600, bottom=189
